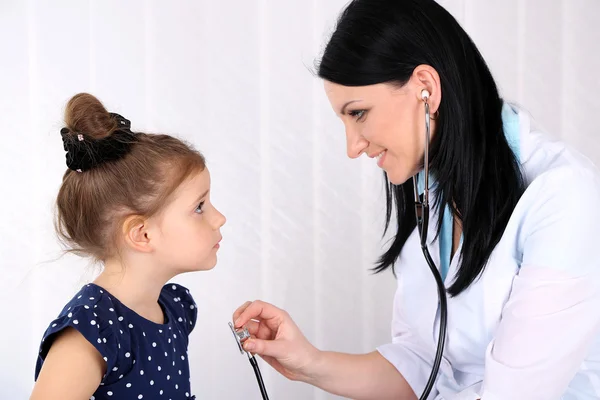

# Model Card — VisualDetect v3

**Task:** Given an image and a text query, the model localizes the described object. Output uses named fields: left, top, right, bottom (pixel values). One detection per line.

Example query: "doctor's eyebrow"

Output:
left=340, top=100, right=362, bottom=115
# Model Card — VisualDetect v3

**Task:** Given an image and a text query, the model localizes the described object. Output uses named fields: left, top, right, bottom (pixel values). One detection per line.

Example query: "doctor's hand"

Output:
left=232, top=300, right=320, bottom=382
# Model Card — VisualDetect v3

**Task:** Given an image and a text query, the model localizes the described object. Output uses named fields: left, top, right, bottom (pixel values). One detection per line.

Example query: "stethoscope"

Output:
left=228, top=322, right=270, bottom=399
left=229, top=90, right=447, bottom=400
left=413, top=89, right=448, bottom=399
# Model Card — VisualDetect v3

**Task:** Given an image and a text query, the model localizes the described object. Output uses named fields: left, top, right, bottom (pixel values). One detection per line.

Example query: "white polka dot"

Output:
left=159, top=329, right=163, bottom=333
left=103, top=357, right=108, bottom=362
left=190, top=321, right=193, bottom=325
left=143, top=332, right=146, bottom=337
left=112, top=366, right=118, bottom=371
left=173, top=334, right=177, bottom=339
left=186, top=393, right=189, bottom=398
left=178, top=370, right=181, bottom=375
left=103, top=338, right=107, bottom=343
left=100, top=290, right=104, bottom=294
left=107, top=391, right=113, bottom=396
left=133, top=360, right=136, bottom=364
left=90, top=396, right=95, bottom=400
left=126, top=383, right=131, bottom=388
left=138, top=395, right=143, bottom=399
left=167, top=375, right=170, bottom=380
left=78, top=295, right=82, bottom=299
left=128, top=323, right=134, bottom=328
left=165, top=352, right=168, bottom=357
left=52, top=323, right=57, bottom=327
left=119, top=374, right=123, bottom=379
left=120, top=330, right=124, bottom=334
left=125, top=352, right=131, bottom=358
left=93, top=313, right=98, bottom=317
left=160, top=390, right=163, bottom=395
left=172, top=285, right=177, bottom=290
left=181, top=355, right=185, bottom=361
left=168, top=338, right=171, bottom=344
left=118, top=316, right=124, bottom=321
left=118, top=343, right=121, bottom=349
left=158, top=366, right=162, bottom=371
left=109, top=308, right=114, bottom=312
left=94, top=305, right=98, bottom=308
left=140, top=370, right=144, bottom=375
left=190, top=305, right=195, bottom=309
left=152, top=342, right=157, bottom=347
left=89, top=297, right=94, bottom=300
left=178, top=317, right=183, bottom=322
left=68, top=307, right=71, bottom=310
left=172, top=361, right=175, bottom=366
left=150, top=380, right=154, bottom=385
left=97, top=338, right=102, bottom=344
left=90, top=320, right=96, bottom=325
left=175, top=384, right=178, bottom=389
left=148, top=356, right=152, bottom=361
left=68, top=312, right=73, bottom=318
left=84, top=305, right=90, bottom=309
left=109, top=320, right=113, bottom=325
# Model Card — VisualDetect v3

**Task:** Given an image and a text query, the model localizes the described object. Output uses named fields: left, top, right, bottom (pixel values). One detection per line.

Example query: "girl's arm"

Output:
left=30, top=327, right=104, bottom=400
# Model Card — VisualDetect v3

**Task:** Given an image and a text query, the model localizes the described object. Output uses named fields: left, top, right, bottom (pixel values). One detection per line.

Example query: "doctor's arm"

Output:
left=233, top=301, right=417, bottom=400
left=480, top=171, right=600, bottom=399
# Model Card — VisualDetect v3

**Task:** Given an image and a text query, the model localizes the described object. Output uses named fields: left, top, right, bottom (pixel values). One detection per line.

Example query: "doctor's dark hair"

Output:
left=56, top=93, right=206, bottom=261
left=317, top=0, right=525, bottom=296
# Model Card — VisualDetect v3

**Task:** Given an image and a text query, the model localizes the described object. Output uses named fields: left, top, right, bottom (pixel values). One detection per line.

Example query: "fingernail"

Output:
left=244, top=340, right=255, bottom=351
left=234, top=318, right=241, bottom=328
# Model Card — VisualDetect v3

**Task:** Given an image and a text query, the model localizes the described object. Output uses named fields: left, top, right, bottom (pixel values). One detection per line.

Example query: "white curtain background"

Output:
left=0, top=1, right=598, bottom=399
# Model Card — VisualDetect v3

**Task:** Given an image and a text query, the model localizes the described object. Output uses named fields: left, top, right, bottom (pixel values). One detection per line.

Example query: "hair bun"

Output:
left=60, top=93, right=138, bottom=172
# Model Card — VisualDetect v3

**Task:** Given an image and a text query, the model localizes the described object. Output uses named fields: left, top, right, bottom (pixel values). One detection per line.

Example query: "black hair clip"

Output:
left=60, top=113, right=137, bottom=172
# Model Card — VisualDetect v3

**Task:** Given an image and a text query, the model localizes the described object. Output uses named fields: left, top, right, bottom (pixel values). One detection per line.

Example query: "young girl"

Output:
left=30, top=93, right=226, bottom=400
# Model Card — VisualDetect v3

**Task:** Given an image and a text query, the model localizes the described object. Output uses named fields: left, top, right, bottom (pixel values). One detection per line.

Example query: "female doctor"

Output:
left=233, top=0, right=600, bottom=399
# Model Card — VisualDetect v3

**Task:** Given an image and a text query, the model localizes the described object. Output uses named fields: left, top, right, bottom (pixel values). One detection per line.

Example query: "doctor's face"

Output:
left=324, top=80, right=436, bottom=185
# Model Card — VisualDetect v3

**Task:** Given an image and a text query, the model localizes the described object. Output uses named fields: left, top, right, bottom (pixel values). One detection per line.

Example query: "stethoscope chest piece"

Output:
left=228, top=321, right=251, bottom=355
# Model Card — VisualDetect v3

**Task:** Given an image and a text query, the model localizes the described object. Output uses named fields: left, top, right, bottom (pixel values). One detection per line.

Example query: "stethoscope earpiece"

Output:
left=421, top=89, right=430, bottom=102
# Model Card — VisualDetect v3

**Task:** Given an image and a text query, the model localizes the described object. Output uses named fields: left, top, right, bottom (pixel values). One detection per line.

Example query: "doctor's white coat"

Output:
left=377, top=106, right=600, bottom=400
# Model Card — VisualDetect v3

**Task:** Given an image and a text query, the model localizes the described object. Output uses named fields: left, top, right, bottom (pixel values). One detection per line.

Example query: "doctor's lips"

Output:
left=368, top=149, right=387, bottom=167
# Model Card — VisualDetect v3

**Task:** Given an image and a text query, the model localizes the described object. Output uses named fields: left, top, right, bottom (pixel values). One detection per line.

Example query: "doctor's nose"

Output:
left=346, top=129, right=369, bottom=159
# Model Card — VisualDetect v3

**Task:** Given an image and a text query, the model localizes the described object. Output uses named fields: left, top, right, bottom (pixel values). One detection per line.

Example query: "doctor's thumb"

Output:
left=243, top=338, right=286, bottom=358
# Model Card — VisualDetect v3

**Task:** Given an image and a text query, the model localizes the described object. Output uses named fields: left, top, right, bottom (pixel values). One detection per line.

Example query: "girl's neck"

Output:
left=93, top=258, right=173, bottom=324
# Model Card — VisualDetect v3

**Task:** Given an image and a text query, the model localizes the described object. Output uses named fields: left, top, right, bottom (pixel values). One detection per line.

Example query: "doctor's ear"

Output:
left=122, top=215, right=154, bottom=253
left=412, top=65, right=441, bottom=115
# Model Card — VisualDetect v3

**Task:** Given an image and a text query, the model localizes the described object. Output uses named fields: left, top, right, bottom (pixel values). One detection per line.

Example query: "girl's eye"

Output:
left=348, top=110, right=366, bottom=121
left=195, top=201, right=205, bottom=214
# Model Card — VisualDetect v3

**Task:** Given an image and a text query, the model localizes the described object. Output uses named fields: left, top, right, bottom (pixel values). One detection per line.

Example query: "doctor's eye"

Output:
left=348, top=109, right=367, bottom=122
left=195, top=201, right=205, bottom=214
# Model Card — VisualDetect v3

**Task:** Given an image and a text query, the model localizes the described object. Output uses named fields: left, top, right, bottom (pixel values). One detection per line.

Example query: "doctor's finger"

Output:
left=234, top=300, right=288, bottom=330
left=232, top=301, right=252, bottom=321
left=244, top=319, right=275, bottom=340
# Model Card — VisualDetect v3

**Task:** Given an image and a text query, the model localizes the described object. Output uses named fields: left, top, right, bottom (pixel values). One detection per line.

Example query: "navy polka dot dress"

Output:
left=35, top=283, right=198, bottom=399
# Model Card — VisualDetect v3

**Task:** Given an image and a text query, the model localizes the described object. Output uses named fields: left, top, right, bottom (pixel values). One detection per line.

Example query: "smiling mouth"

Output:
left=375, top=150, right=387, bottom=167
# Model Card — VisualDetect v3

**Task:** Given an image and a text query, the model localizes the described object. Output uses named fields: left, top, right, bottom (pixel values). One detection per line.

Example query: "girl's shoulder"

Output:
left=159, top=283, right=198, bottom=337
left=34, top=284, right=133, bottom=384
